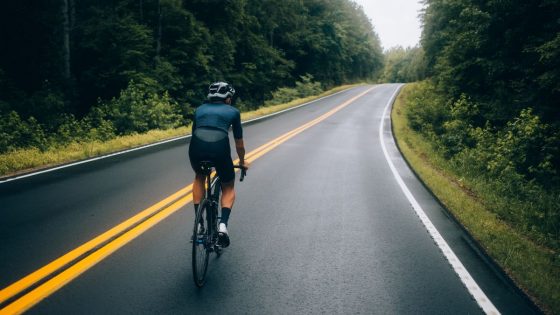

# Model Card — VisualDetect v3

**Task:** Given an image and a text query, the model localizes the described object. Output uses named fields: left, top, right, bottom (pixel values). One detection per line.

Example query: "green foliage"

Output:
left=440, top=95, right=480, bottom=156
left=0, top=0, right=384, bottom=154
left=406, top=82, right=560, bottom=250
left=99, top=81, right=182, bottom=135
left=83, top=108, right=117, bottom=142
left=462, top=109, right=559, bottom=187
left=418, top=0, right=560, bottom=251
left=75, top=9, right=155, bottom=107
left=381, top=46, right=427, bottom=83
left=250, top=0, right=383, bottom=85
left=0, top=108, right=119, bottom=155
left=55, top=114, right=88, bottom=145
left=25, top=85, right=67, bottom=122
left=405, top=81, right=448, bottom=138
left=265, top=75, right=323, bottom=106
left=0, top=111, right=48, bottom=153
left=421, top=0, right=560, bottom=124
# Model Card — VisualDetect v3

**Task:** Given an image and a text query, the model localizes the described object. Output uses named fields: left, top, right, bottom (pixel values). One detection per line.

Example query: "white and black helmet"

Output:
left=207, top=82, right=235, bottom=101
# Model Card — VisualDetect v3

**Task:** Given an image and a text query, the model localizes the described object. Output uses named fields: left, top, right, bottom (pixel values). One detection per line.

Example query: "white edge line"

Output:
left=242, top=85, right=361, bottom=124
left=0, top=86, right=362, bottom=184
left=378, top=84, right=500, bottom=315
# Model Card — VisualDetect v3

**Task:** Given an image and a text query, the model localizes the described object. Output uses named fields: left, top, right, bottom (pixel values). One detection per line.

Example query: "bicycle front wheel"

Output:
left=192, top=199, right=210, bottom=287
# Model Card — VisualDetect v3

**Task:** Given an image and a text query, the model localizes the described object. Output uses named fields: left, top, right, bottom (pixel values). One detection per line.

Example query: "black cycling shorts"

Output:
left=188, top=128, right=235, bottom=183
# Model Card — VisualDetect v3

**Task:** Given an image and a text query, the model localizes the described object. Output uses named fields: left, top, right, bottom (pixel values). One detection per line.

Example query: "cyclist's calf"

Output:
left=192, top=173, right=206, bottom=205
left=221, top=180, right=235, bottom=209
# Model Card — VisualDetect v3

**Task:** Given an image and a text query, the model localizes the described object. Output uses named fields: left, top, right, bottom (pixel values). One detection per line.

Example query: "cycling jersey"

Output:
left=192, top=102, right=242, bottom=139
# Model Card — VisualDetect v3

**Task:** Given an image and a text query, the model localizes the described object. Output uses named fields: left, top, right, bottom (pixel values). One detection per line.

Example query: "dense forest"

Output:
left=0, top=0, right=383, bottom=154
left=406, top=0, right=560, bottom=250
left=380, top=46, right=426, bottom=83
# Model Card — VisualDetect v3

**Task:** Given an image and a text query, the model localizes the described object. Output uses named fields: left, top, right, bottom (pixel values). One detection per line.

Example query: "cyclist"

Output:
left=188, top=82, right=248, bottom=247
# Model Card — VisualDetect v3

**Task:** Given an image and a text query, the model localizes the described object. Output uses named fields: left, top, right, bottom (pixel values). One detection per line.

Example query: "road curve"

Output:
left=0, top=84, right=539, bottom=314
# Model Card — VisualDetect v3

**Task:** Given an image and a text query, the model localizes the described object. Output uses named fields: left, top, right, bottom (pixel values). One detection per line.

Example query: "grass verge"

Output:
left=0, top=84, right=361, bottom=179
left=392, top=83, right=559, bottom=314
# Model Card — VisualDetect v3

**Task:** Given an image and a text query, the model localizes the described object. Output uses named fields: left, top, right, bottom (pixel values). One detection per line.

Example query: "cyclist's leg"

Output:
left=220, top=180, right=235, bottom=226
left=211, top=138, right=235, bottom=247
left=192, top=173, right=205, bottom=205
left=221, top=180, right=235, bottom=209
left=214, top=139, right=235, bottom=226
left=189, top=135, right=209, bottom=212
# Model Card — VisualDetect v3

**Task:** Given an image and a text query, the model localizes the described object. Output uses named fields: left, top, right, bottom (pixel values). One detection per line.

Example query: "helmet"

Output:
left=207, top=82, right=235, bottom=101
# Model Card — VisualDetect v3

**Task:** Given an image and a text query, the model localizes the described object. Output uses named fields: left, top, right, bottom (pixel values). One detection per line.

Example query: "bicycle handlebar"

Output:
left=234, top=165, right=247, bottom=182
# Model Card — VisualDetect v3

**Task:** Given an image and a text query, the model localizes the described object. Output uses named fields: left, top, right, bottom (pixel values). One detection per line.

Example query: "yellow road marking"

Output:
left=0, top=193, right=193, bottom=315
left=0, top=184, right=193, bottom=305
left=0, top=85, right=376, bottom=315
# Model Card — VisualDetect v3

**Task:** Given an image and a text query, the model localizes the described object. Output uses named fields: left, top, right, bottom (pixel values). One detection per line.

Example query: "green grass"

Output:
left=0, top=84, right=361, bottom=178
left=392, top=83, right=559, bottom=314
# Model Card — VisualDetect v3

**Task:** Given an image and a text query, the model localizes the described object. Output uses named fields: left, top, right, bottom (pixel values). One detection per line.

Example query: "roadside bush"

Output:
left=99, top=80, right=183, bottom=134
left=295, top=74, right=323, bottom=97
left=266, top=87, right=299, bottom=106
left=406, top=81, right=560, bottom=250
left=462, top=109, right=559, bottom=187
left=404, top=81, right=448, bottom=141
left=456, top=109, right=559, bottom=246
left=265, top=74, right=323, bottom=106
left=441, top=95, right=480, bottom=157
left=54, top=114, right=89, bottom=145
left=83, top=107, right=116, bottom=142
left=0, top=80, right=182, bottom=154
left=0, top=111, right=48, bottom=153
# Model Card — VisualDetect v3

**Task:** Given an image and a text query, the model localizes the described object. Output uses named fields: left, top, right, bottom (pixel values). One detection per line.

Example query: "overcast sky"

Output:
left=352, top=0, right=425, bottom=50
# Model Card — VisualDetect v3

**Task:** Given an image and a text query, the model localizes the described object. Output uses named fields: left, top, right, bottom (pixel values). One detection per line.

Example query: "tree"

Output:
left=382, top=46, right=427, bottom=83
left=0, top=0, right=385, bottom=149
left=421, top=0, right=560, bottom=125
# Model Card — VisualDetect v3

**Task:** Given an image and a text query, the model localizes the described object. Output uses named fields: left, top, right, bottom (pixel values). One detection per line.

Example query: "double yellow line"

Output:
left=0, top=86, right=375, bottom=315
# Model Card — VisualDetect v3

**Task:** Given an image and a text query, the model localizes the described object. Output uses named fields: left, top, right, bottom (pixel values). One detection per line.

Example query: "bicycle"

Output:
left=191, top=161, right=246, bottom=287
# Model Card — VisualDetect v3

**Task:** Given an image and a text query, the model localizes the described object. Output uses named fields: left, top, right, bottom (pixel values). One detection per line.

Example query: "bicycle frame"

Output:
left=205, top=173, right=221, bottom=250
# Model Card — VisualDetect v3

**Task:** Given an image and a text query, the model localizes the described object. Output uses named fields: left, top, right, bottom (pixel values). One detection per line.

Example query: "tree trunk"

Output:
left=62, top=0, right=71, bottom=80
left=155, top=0, right=162, bottom=58
left=70, top=0, right=75, bottom=29
left=139, top=0, right=144, bottom=21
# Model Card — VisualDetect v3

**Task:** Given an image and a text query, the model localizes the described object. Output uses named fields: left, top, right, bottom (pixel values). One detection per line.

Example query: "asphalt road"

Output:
left=0, top=85, right=540, bottom=314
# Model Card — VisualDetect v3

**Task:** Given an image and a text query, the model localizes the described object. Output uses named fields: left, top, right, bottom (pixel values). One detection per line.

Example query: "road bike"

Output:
left=191, top=162, right=246, bottom=287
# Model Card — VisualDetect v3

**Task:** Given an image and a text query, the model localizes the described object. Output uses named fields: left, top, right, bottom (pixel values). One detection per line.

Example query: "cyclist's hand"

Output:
left=239, top=161, right=250, bottom=170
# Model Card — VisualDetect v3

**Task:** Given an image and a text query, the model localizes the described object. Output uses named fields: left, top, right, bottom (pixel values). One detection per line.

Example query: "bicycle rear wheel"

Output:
left=192, top=199, right=210, bottom=287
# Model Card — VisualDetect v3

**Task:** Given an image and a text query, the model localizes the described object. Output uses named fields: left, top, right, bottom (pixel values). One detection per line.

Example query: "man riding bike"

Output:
left=188, top=82, right=248, bottom=247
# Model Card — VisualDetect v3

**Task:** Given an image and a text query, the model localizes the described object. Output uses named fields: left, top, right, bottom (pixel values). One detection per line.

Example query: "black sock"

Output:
left=220, top=207, right=231, bottom=226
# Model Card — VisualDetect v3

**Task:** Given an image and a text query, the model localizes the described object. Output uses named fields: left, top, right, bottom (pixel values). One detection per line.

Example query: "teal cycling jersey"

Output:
left=192, top=102, right=243, bottom=139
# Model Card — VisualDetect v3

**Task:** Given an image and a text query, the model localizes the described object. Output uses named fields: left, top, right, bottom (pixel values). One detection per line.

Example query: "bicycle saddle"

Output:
left=199, top=161, right=214, bottom=175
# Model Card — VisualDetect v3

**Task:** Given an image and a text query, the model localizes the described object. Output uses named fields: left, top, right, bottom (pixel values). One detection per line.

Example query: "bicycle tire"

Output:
left=192, top=199, right=210, bottom=287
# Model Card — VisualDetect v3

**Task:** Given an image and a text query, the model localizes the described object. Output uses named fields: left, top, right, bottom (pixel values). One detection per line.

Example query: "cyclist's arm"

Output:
left=231, top=109, right=247, bottom=167
left=191, top=112, right=197, bottom=132
left=231, top=109, right=243, bottom=139
left=235, top=138, right=246, bottom=167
